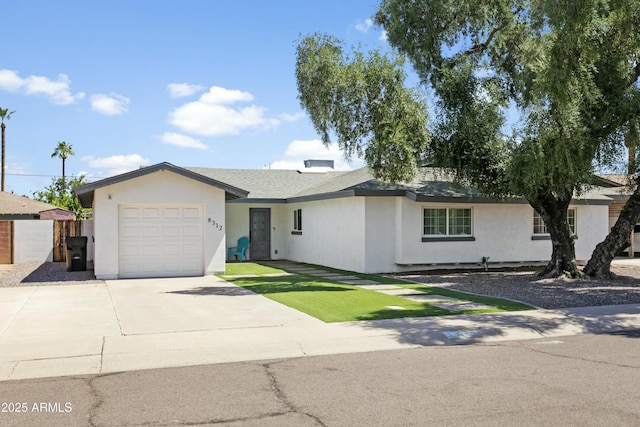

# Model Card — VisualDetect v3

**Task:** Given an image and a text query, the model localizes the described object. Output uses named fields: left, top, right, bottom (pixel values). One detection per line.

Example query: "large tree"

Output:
left=296, top=0, right=640, bottom=278
left=0, top=108, right=15, bottom=192
left=584, top=120, right=640, bottom=278
left=51, top=141, right=75, bottom=180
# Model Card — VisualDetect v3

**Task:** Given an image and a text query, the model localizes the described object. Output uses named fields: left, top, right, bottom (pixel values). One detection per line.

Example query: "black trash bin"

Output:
left=66, top=236, right=88, bottom=272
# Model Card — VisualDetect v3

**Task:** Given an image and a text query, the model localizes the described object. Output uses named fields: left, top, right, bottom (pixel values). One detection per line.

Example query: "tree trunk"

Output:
left=530, top=192, right=582, bottom=278
left=584, top=179, right=640, bottom=278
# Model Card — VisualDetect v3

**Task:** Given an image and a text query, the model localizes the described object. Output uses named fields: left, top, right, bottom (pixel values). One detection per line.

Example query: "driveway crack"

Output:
left=262, top=362, right=327, bottom=426
left=105, top=282, right=124, bottom=336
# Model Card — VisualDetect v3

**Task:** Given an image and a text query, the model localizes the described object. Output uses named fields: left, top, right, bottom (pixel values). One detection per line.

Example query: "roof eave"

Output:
left=74, top=162, right=249, bottom=208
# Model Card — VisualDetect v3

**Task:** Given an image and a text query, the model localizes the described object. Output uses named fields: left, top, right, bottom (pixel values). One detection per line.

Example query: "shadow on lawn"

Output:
left=227, top=275, right=354, bottom=295
left=166, top=286, right=256, bottom=296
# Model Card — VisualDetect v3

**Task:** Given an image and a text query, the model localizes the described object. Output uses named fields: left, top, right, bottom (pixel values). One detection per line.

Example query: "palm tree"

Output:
left=51, top=141, right=75, bottom=180
left=0, top=108, right=15, bottom=192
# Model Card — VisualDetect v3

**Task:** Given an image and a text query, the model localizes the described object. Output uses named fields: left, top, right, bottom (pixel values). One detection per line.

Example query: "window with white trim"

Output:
left=533, top=208, right=576, bottom=235
left=423, top=208, right=472, bottom=236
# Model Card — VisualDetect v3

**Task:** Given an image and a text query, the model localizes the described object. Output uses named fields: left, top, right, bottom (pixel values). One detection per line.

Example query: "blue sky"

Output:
left=1, top=1, right=388, bottom=196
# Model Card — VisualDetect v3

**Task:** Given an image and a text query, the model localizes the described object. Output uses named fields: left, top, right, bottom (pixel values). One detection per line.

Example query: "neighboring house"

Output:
left=75, top=161, right=616, bottom=279
left=0, top=191, right=75, bottom=220
left=0, top=192, right=76, bottom=264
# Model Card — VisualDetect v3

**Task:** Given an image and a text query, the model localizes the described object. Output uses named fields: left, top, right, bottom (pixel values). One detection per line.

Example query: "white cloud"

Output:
left=168, top=85, right=285, bottom=136
left=0, top=69, right=24, bottom=92
left=380, top=30, right=388, bottom=41
left=0, top=69, right=85, bottom=105
left=269, top=139, right=365, bottom=171
left=90, top=93, right=130, bottom=115
left=199, top=86, right=254, bottom=105
left=158, top=132, right=208, bottom=150
left=82, top=154, right=150, bottom=176
left=356, top=18, right=373, bottom=33
left=277, top=112, right=305, bottom=122
left=167, top=83, right=205, bottom=98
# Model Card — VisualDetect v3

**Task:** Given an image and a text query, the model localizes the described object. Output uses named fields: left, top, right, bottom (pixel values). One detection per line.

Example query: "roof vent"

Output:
left=304, top=159, right=334, bottom=169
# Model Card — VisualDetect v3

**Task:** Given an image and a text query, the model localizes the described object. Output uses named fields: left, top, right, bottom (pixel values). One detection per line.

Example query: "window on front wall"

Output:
left=423, top=208, right=472, bottom=236
left=293, top=209, right=302, bottom=231
left=533, top=209, right=576, bottom=235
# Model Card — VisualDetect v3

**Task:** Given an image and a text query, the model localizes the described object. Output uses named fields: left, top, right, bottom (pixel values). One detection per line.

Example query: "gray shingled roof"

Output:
left=187, top=166, right=614, bottom=203
left=187, top=166, right=491, bottom=200
left=185, top=167, right=356, bottom=199
left=77, top=163, right=615, bottom=206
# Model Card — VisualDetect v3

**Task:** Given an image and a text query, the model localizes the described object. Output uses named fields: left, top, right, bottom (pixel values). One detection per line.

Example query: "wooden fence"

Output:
left=53, top=220, right=83, bottom=262
left=0, top=221, right=13, bottom=264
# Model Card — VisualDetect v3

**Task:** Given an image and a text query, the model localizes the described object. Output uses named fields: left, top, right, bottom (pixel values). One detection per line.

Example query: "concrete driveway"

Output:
left=2, top=274, right=640, bottom=382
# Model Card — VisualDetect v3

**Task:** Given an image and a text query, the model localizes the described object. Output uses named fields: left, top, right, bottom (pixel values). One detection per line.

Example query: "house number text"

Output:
left=208, top=217, right=223, bottom=231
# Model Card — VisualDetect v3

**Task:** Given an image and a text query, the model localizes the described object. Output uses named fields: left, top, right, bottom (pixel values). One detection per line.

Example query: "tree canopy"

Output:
left=33, top=175, right=89, bottom=219
left=296, top=0, right=640, bottom=277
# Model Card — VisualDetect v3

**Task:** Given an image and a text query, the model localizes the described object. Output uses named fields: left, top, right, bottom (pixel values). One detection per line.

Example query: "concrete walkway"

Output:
left=1, top=274, right=640, bottom=382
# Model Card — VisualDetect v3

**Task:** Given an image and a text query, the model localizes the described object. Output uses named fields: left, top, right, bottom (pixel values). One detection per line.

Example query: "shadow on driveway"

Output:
left=358, top=305, right=640, bottom=346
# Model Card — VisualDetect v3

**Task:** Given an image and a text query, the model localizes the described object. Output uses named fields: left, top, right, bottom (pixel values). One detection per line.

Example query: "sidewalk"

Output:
left=1, top=275, right=640, bottom=382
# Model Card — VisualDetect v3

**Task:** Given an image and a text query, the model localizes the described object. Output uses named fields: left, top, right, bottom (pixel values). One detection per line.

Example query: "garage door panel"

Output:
left=121, top=207, right=140, bottom=219
left=163, top=226, right=180, bottom=237
left=164, top=208, right=180, bottom=218
left=143, top=207, right=161, bottom=218
left=118, top=204, right=204, bottom=279
left=121, top=225, right=140, bottom=238
left=142, top=244, right=160, bottom=256
left=143, top=226, right=161, bottom=237
left=162, top=244, right=180, bottom=256
left=183, top=243, right=201, bottom=256
left=183, top=225, right=200, bottom=237
left=183, top=207, right=200, bottom=218
left=120, top=244, right=140, bottom=257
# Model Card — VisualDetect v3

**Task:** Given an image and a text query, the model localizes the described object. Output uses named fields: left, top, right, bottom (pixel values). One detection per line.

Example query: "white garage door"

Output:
left=118, top=205, right=204, bottom=278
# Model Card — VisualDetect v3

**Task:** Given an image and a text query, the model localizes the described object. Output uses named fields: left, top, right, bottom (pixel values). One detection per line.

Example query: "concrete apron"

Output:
left=1, top=275, right=640, bottom=382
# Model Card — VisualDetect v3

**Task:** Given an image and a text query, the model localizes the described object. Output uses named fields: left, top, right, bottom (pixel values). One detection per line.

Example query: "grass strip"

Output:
left=220, top=263, right=534, bottom=323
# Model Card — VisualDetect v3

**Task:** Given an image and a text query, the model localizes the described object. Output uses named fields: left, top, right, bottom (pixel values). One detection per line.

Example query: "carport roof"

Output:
left=74, top=162, right=250, bottom=208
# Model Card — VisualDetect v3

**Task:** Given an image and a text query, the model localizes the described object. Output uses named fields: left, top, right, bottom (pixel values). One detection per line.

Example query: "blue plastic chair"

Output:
left=227, top=236, right=250, bottom=262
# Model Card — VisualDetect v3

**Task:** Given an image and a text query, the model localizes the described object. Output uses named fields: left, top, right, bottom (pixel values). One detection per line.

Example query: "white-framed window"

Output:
left=533, top=208, right=576, bottom=235
left=293, top=209, right=302, bottom=231
left=423, top=207, right=472, bottom=236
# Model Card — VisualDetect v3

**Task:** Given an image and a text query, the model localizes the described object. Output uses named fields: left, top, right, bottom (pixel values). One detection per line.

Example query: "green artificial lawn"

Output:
left=220, top=262, right=534, bottom=323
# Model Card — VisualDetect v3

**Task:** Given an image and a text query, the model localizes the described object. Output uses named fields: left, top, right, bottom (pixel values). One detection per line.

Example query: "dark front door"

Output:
left=249, top=208, right=270, bottom=260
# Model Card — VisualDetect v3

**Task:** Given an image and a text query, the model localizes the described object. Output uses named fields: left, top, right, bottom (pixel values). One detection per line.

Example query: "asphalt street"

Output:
left=1, top=330, right=639, bottom=427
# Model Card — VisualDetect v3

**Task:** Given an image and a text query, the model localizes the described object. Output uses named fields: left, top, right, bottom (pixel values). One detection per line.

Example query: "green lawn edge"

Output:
left=219, top=262, right=534, bottom=323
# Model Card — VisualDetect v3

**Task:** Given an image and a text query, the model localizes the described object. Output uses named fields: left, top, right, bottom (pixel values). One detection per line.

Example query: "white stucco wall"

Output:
left=93, top=171, right=226, bottom=279
left=82, top=220, right=95, bottom=262
left=390, top=199, right=611, bottom=272
left=225, top=195, right=611, bottom=274
left=574, top=204, right=610, bottom=261
left=285, top=198, right=366, bottom=271
left=13, top=220, right=54, bottom=263
left=364, top=197, right=397, bottom=273
left=227, top=199, right=367, bottom=270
